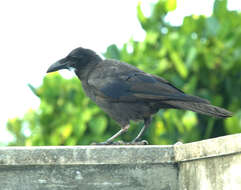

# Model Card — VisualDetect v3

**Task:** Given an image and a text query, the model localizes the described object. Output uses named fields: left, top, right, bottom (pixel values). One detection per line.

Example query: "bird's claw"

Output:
left=91, top=140, right=149, bottom=145
left=91, top=142, right=111, bottom=145
left=130, top=140, right=149, bottom=145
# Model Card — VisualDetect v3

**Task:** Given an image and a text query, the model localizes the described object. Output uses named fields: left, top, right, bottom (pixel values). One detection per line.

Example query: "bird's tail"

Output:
left=166, top=100, right=232, bottom=118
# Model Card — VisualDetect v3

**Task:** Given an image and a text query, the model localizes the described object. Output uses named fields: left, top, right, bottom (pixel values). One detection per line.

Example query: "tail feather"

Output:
left=166, top=100, right=232, bottom=118
left=182, top=94, right=210, bottom=104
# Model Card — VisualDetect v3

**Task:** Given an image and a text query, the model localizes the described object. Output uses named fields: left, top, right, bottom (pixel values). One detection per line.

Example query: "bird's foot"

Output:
left=174, top=141, right=183, bottom=145
left=91, top=140, right=149, bottom=145
left=130, top=140, right=149, bottom=145
left=129, top=140, right=149, bottom=145
left=111, top=140, right=149, bottom=145
left=107, top=140, right=148, bottom=145
left=91, top=141, right=112, bottom=145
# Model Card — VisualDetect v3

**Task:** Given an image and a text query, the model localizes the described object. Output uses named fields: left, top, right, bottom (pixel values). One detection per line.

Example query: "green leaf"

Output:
left=213, top=0, right=227, bottom=18
left=205, top=17, right=220, bottom=37
left=170, top=51, right=188, bottom=78
left=89, top=116, right=107, bottom=136
left=137, top=2, right=147, bottom=25
left=165, top=0, right=176, bottom=11
left=28, top=84, right=39, bottom=97
left=225, top=111, right=241, bottom=134
left=146, top=31, right=159, bottom=45
left=104, top=44, right=120, bottom=60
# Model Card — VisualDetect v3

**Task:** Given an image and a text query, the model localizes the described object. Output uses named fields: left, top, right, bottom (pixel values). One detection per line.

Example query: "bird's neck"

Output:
left=75, top=59, right=101, bottom=81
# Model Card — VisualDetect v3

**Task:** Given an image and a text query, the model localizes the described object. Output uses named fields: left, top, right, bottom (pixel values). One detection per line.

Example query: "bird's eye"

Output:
left=71, top=62, right=77, bottom=67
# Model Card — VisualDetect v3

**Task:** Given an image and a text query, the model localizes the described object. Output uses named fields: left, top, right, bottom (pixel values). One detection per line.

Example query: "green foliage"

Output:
left=7, top=0, right=241, bottom=145
left=8, top=74, right=119, bottom=145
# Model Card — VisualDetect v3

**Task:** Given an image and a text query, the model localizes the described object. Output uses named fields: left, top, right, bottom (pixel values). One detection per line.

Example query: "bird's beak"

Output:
left=47, top=57, right=68, bottom=73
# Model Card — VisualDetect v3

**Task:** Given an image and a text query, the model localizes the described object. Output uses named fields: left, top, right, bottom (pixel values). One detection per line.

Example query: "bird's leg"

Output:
left=92, top=124, right=130, bottom=145
left=132, top=117, right=151, bottom=143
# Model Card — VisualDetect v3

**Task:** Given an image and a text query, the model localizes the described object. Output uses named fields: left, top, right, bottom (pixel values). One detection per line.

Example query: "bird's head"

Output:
left=47, top=47, right=102, bottom=74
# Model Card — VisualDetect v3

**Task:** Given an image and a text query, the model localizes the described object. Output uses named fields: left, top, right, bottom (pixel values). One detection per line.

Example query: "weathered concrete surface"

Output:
left=178, top=153, right=241, bottom=190
left=175, top=134, right=241, bottom=190
left=0, top=133, right=240, bottom=190
left=0, top=145, right=177, bottom=190
left=0, top=145, right=174, bottom=165
left=174, top=133, right=241, bottom=161
left=0, top=164, right=178, bottom=190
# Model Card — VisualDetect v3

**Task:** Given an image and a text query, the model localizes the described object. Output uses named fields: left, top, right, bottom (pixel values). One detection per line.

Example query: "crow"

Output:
left=47, top=47, right=232, bottom=145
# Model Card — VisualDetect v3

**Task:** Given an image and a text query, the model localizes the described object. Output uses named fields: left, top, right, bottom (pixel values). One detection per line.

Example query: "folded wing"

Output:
left=88, top=71, right=209, bottom=104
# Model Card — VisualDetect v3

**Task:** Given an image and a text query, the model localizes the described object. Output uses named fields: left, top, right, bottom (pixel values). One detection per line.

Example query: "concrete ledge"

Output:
left=0, top=145, right=174, bottom=165
left=0, top=134, right=241, bottom=190
left=174, top=133, right=241, bottom=162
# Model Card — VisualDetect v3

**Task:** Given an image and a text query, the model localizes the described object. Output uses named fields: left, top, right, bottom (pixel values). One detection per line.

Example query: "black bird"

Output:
left=47, top=47, right=232, bottom=145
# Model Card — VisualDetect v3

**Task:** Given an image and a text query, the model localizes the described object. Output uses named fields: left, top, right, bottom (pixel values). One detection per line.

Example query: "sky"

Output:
left=0, top=0, right=240, bottom=144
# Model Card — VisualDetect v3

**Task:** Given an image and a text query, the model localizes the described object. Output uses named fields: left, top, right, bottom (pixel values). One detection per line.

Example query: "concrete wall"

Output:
left=175, top=133, right=241, bottom=190
left=0, top=134, right=240, bottom=190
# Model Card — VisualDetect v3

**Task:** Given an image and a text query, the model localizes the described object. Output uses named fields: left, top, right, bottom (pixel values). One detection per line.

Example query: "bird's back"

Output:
left=89, top=59, right=142, bottom=79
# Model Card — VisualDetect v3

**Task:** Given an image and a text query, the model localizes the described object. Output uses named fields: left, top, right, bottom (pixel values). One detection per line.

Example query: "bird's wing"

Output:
left=88, top=69, right=209, bottom=104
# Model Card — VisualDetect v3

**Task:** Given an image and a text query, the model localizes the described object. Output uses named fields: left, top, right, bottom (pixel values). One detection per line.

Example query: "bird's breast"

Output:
left=82, top=82, right=97, bottom=102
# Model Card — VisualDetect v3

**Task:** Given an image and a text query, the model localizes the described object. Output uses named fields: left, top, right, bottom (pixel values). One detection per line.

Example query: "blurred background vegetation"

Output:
left=7, top=0, right=241, bottom=145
